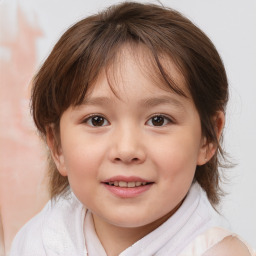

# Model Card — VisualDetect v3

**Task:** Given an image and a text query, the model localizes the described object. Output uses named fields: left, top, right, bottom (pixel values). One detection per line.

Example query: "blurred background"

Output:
left=0, top=0, right=255, bottom=255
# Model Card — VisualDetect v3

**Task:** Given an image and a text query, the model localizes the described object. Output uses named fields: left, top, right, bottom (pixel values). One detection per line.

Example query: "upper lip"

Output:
left=102, top=176, right=152, bottom=183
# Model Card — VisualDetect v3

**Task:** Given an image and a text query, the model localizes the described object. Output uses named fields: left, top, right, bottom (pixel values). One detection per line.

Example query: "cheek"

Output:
left=61, top=133, right=107, bottom=173
left=60, top=138, right=110, bottom=204
left=150, top=134, right=201, bottom=179
left=61, top=142, right=101, bottom=201
left=63, top=149, right=97, bottom=179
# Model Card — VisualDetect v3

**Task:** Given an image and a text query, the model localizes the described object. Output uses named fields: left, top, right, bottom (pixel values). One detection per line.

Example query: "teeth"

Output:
left=128, top=182, right=135, bottom=188
left=108, top=181, right=148, bottom=187
left=119, top=181, right=127, bottom=187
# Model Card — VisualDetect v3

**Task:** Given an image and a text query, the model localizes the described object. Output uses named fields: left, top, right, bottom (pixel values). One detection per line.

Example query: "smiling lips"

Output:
left=102, top=176, right=153, bottom=198
left=106, top=181, right=149, bottom=187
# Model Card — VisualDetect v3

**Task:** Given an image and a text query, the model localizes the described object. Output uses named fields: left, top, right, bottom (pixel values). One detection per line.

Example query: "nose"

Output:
left=108, top=124, right=146, bottom=165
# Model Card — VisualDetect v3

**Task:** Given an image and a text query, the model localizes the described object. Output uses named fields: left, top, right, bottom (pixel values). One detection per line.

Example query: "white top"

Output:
left=10, top=182, right=255, bottom=256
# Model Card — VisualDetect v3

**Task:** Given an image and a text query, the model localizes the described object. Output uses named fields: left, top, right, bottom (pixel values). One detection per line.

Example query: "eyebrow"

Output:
left=81, top=96, right=113, bottom=106
left=140, top=96, right=185, bottom=110
left=81, top=95, right=185, bottom=109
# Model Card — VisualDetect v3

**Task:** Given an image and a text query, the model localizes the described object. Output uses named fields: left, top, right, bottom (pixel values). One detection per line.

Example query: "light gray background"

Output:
left=17, top=0, right=256, bottom=247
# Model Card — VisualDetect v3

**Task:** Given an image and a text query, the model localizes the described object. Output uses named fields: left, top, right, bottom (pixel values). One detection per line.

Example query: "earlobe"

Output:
left=46, top=125, right=68, bottom=176
left=197, top=111, right=225, bottom=166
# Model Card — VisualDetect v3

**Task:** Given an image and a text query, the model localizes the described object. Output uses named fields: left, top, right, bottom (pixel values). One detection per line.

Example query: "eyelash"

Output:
left=146, top=114, right=173, bottom=127
left=83, top=114, right=174, bottom=127
left=83, top=114, right=110, bottom=127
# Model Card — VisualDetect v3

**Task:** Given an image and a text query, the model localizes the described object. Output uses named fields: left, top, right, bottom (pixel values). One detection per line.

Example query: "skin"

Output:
left=203, top=236, right=252, bottom=256
left=47, top=46, right=224, bottom=255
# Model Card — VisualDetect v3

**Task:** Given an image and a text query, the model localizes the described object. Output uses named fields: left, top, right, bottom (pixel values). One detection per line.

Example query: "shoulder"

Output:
left=10, top=193, right=86, bottom=256
left=203, top=235, right=254, bottom=256
left=179, top=227, right=255, bottom=256
left=10, top=201, right=51, bottom=256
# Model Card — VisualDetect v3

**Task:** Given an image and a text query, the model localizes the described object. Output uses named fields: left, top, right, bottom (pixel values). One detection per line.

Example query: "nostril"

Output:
left=114, top=157, right=140, bottom=163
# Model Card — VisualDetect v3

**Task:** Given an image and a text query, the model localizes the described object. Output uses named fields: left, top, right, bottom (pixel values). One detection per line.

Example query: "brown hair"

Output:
left=31, top=2, right=229, bottom=205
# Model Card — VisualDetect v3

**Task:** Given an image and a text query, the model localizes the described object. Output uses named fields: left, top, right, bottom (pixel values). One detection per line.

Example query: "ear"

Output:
left=46, top=125, right=68, bottom=176
left=197, top=111, right=225, bottom=166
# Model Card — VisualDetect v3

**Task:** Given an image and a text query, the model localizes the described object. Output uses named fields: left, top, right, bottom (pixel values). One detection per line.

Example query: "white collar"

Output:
left=84, top=211, right=107, bottom=256
left=42, top=192, right=87, bottom=256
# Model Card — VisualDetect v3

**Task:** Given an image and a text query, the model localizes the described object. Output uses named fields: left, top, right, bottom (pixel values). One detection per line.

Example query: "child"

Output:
left=10, top=2, right=255, bottom=256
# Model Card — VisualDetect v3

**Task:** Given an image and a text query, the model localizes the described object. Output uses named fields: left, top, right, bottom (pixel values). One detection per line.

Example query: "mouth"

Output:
left=104, top=181, right=153, bottom=188
left=102, top=176, right=154, bottom=198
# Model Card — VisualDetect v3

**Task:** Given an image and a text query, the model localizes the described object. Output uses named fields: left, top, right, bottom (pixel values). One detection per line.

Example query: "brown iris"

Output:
left=91, top=116, right=105, bottom=126
left=151, top=116, right=165, bottom=126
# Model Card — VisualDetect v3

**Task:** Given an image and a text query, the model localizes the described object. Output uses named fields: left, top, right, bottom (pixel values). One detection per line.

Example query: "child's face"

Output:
left=51, top=46, right=208, bottom=230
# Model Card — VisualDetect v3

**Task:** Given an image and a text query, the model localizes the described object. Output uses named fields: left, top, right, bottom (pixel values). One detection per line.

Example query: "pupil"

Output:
left=152, top=116, right=164, bottom=126
left=92, top=116, right=104, bottom=126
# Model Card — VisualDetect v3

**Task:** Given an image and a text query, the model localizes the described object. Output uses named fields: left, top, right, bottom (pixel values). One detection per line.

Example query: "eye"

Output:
left=84, top=115, right=109, bottom=127
left=146, top=115, right=172, bottom=127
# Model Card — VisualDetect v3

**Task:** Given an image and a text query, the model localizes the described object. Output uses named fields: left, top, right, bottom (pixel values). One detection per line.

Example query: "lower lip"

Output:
left=103, top=183, right=153, bottom=198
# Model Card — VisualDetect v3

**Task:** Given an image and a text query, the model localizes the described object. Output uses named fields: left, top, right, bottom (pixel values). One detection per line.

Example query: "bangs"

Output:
left=84, top=42, right=189, bottom=104
left=64, top=35, right=188, bottom=109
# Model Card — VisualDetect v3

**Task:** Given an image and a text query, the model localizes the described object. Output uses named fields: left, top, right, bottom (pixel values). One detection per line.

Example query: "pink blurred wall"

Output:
left=0, top=4, right=50, bottom=255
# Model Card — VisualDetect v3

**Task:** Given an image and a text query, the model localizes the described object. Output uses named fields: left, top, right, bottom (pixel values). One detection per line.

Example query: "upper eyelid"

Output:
left=82, top=114, right=110, bottom=125
left=82, top=113, right=108, bottom=121
left=145, top=114, right=175, bottom=127
left=147, top=114, right=174, bottom=122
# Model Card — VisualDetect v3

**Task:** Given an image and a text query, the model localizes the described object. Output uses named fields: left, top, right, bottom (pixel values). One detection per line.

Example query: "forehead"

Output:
left=86, top=44, right=189, bottom=101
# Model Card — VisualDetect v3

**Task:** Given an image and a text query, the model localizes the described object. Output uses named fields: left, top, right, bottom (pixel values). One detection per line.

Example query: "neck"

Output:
left=92, top=202, right=182, bottom=256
